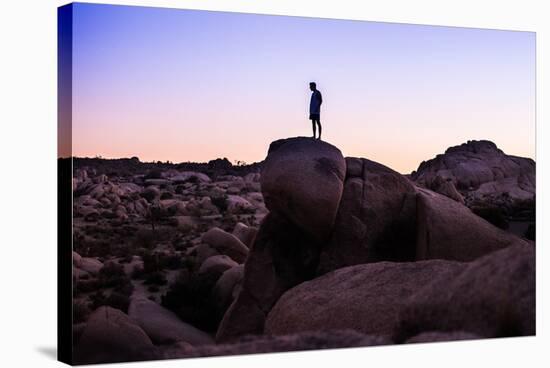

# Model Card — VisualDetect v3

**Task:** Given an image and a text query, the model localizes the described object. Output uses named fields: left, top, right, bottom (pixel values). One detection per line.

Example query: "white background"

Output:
left=0, top=0, right=547, bottom=367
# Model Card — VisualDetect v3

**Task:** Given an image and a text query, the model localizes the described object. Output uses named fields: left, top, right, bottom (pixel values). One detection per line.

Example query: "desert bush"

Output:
left=132, top=228, right=156, bottom=250
left=98, top=261, right=127, bottom=288
left=162, top=269, right=221, bottom=332
left=144, top=169, right=163, bottom=180
left=141, top=251, right=161, bottom=273
left=211, top=195, right=228, bottom=213
left=143, top=271, right=168, bottom=286
left=131, top=264, right=145, bottom=279
left=159, top=253, right=184, bottom=270
left=160, top=191, right=173, bottom=200
left=75, top=278, right=101, bottom=293
left=73, top=237, right=111, bottom=258
left=147, top=285, right=160, bottom=293
left=88, top=279, right=134, bottom=313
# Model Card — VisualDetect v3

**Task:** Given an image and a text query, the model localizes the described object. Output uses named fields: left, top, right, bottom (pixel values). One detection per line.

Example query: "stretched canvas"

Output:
left=58, top=2, right=536, bottom=365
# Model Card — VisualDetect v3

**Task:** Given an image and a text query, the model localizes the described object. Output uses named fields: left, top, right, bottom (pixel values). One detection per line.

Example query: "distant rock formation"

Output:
left=411, top=140, right=535, bottom=214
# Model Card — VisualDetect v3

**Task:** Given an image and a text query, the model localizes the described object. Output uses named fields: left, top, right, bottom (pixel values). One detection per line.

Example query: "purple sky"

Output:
left=68, top=3, right=535, bottom=173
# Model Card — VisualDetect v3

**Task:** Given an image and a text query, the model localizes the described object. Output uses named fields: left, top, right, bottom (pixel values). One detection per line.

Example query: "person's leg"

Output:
left=311, top=120, right=316, bottom=138
left=316, top=120, right=322, bottom=140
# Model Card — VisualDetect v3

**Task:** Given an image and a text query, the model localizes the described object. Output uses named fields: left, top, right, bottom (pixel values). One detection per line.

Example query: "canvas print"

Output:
left=58, top=3, right=536, bottom=365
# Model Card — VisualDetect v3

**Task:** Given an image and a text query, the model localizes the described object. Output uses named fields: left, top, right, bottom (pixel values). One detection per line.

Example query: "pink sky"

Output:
left=64, top=4, right=535, bottom=173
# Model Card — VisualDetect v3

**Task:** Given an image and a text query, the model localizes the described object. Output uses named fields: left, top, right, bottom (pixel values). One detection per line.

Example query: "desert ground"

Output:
left=70, top=137, right=535, bottom=364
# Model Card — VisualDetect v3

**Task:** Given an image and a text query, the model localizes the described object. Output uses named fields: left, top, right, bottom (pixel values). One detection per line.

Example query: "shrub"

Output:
left=132, top=228, right=156, bottom=250
left=144, top=169, right=163, bottom=180
left=161, top=269, right=221, bottom=332
left=131, top=264, right=145, bottom=279
left=160, top=191, right=173, bottom=200
left=159, top=253, right=184, bottom=270
left=147, top=285, right=160, bottom=293
left=88, top=280, right=134, bottom=313
left=98, top=261, right=127, bottom=288
left=143, top=271, right=167, bottom=286
left=175, top=185, right=186, bottom=195
left=211, top=195, right=228, bottom=213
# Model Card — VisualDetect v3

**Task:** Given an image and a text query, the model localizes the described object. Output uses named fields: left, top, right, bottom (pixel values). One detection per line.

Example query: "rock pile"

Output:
left=71, top=137, right=535, bottom=364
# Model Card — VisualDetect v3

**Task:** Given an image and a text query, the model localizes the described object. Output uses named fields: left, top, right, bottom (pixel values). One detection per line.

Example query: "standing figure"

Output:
left=309, top=82, right=323, bottom=140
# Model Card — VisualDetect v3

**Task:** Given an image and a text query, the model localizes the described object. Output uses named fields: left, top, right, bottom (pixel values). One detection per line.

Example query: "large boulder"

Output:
left=394, top=243, right=535, bottom=341
left=415, top=187, right=530, bottom=261
left=202, top=227, right=249, bottom=263
left=260, top=137, right=346, bottom=242
left=265, top=259, right=464, bottom=338
left=128, top=296, right=214, bottom=345
left=74, top=306, right=159, bottom=364
left=318, top=157, right=417, bottom=273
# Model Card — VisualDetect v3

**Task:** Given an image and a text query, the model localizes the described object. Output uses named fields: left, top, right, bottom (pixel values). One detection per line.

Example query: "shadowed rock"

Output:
left=216, top=212, right=320, bottom=342
left=318, top=157, right=417, bottom=273
left=265, top=259, right=464, bottom=338
left=415, top=187, right=530, bottom=261
left=128, top=296, right=214, bottom=346
left=74, top=306, right=159, bottom=364
left=394, top=243, right=535, bottom=341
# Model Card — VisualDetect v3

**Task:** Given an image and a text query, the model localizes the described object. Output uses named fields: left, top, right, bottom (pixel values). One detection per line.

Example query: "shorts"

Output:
left=309, top=113, right=320, bottom=121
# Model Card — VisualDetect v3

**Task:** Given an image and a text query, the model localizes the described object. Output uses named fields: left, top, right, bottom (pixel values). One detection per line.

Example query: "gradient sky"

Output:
left=69, top=3, right=535, bottom=173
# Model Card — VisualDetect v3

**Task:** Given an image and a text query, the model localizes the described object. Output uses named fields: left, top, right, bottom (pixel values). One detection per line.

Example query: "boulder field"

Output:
left=72, top=137, right=535, bottom=363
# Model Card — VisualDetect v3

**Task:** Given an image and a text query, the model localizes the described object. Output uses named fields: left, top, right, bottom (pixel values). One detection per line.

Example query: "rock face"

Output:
left=74, top=306, right=159, bottom=364
left=415, top=187, right=530, bottom=261
left=128, top=296, right=214, bottom=346
left=318, top=157, right=417, bottom=273
left=260, top=137, right=346, bottom=242
left=394, top=243, right=535, bottom=341
left=411, top=140, right=535, bottom=212
left=265, top=260, right=464, bottom=338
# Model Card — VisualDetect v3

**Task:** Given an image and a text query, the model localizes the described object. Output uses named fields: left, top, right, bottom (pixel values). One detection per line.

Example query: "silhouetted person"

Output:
left=309, top=82, right=323, bottom=140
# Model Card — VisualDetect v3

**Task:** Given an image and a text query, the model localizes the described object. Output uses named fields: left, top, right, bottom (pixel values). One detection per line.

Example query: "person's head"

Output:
left=309, top=82, right=317, bottom=91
